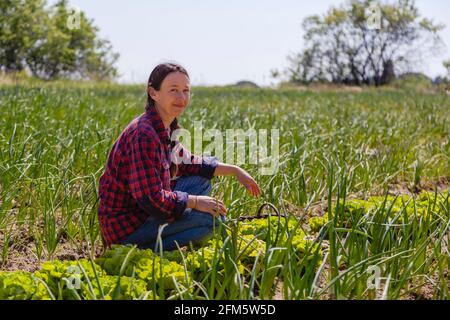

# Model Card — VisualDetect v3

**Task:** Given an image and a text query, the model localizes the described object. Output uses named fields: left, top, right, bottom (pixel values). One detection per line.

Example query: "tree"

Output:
left=0, top=0, right=48, bottom=73
left=286, top=0, right=445, bottom=86
left=0, top=0, right=119, bottom=80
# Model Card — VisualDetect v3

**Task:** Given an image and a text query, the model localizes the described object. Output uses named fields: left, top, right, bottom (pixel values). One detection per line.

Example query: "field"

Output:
left=0, top=82, right=449, bottom=300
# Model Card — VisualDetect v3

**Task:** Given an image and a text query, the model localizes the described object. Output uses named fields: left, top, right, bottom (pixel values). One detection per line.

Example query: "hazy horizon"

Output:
left=54, top=0, right=450, bottom=86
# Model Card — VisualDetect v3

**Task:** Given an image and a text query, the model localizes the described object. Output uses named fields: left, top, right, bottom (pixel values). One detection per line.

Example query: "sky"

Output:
left=56, top=0, right=450, bottom=86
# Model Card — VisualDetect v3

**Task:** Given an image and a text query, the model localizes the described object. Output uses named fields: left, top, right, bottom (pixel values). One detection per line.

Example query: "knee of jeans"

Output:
left=202, top=223, right=220, bottom=240
left=197, top=212, right=224, bottom=230
left=197, top=176, right=212, bottom=195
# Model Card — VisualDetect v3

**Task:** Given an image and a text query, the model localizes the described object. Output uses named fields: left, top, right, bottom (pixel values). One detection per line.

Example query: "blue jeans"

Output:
left=122, top=175, right=225, bottom=251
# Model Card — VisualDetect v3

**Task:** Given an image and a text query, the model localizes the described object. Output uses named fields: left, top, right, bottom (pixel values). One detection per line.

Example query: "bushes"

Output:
left=95, top=245, right=188, bottom=291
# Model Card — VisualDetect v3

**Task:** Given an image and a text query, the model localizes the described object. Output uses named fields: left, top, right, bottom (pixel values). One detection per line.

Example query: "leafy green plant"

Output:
left=0, top=271, right=51, bottom=300
left=95, top=245, right=189, bottom=292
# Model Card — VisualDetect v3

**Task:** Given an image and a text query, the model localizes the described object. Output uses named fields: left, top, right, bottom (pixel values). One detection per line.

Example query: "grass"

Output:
left=0, top=80, right=449, bottom=299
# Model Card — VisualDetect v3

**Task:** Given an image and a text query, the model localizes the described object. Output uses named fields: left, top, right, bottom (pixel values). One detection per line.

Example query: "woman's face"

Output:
left=148, top=71, right=191, bottom=120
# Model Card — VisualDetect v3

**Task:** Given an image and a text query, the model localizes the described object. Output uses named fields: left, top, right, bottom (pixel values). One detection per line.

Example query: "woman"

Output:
left=98, top=62, right=261, bottom=251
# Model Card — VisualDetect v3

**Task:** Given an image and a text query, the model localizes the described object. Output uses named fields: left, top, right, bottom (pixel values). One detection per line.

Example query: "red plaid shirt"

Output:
left=98, top=105, right=218, bottom=246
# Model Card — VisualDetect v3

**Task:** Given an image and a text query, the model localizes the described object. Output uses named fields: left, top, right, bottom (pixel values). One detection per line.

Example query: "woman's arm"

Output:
left=185, top=162, right=261, bottom=215
left=172, top=142, right=217, bottom=179
left=214, top=162, right=261, bottom=198
left=213, top=162, right=239, bottom=177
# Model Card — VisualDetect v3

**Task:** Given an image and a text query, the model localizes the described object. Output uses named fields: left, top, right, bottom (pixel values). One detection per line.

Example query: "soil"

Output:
left=0, top=226, right=103, bottom=273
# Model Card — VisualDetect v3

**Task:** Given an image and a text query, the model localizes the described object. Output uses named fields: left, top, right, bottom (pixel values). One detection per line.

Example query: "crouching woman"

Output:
left=98, top=62, right=260, bottom=251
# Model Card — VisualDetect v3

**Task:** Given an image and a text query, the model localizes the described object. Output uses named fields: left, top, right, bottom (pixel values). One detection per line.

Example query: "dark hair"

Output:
left=146, top=62, right=189, bottom=133
left=146, top=62, right=189, bottom=178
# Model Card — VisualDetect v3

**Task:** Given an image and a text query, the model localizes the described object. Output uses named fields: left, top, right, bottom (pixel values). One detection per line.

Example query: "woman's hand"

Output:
left=235, top=167, right=261, bottom=198
left=189, top=195, right=227, bottom=217
left=213, top=162, right=261, bottom=198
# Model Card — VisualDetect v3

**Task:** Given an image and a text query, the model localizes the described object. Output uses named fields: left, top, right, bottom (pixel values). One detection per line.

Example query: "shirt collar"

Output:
left=145, top=104, right=171, bottom=145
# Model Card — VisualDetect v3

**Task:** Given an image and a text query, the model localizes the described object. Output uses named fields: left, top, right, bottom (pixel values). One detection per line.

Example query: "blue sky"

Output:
left=59, top=0, right=450, bottom=86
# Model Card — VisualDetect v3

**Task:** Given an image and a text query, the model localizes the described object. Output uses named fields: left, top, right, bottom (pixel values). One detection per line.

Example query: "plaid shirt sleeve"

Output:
left=129, top=132, right=189, bottom=219
left=173, top=141, right=219, bottom=179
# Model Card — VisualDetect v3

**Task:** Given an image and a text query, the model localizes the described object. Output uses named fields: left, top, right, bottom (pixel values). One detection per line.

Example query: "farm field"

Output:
left=0, top=82, right=449, bottom=300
